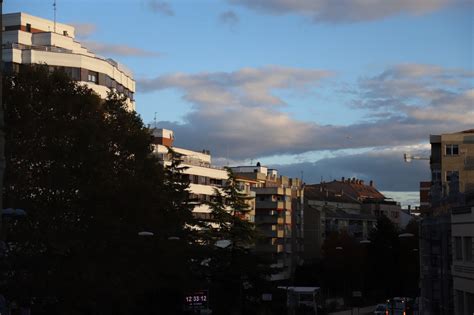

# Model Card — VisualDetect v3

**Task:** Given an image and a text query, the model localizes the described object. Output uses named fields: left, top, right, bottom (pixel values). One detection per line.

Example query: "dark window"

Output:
left=455, top=237, right=463, bottom=260
left=5, top=25, right=21, bottom=31
left=466, top=292, right=474, bottom=315
left=63, top=30, right=69, bottom=36
left=446, top=144, right=459, bottom=156
left=26, top=23, right=32, bottom=32
left=456, top=290, right=465, bottom=315
left=432, top=170, right=441, bottom=182
left=464, top=237, right=472, bottom=262
left=446, top=170, right=459, bottom=182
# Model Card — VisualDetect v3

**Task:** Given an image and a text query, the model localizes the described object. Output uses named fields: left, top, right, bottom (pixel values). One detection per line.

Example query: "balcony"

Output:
left=256, top=200, right=291, bottom=209
left=255, top=216, right=284, bottom=224
left=263, top=229, right=285, bottom=238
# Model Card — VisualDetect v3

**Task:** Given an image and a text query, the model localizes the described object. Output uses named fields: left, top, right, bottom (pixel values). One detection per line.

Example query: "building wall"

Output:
left=419, top=214, right=453, bottom=315
left=2, top=12, right=136, bottom=110
left=451, top=205, right=474, bottom=315
left=232, top=166, right=303, bottom=281
left=431, top=131, right=474, bottom=199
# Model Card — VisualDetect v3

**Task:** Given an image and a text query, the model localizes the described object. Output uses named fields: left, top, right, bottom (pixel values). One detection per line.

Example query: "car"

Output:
left=374, top=303, right=387, bottom=315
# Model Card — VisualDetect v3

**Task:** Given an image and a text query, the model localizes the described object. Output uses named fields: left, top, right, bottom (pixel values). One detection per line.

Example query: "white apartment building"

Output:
left=151, top=128, right=230, bottom=219
left=2, top=12, right=136, bottom=110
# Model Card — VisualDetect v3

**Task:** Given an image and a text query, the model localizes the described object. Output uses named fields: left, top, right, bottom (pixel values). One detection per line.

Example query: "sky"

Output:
left=7, top=0, right=474, bottom=205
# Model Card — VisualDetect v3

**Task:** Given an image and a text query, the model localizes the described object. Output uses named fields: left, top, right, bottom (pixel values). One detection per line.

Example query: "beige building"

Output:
left=232, top=165, right=304, bottom=281
left=419, top=129, right=474, bottom=314
left=430, top=129, right=474, bottom=200
left=2, top=12, right=136, bottom=110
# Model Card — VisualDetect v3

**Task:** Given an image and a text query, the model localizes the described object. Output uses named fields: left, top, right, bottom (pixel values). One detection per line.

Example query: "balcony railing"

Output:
left=4, top=42, right=72, bottom=53
left=4, top=42, right=132, bottom=77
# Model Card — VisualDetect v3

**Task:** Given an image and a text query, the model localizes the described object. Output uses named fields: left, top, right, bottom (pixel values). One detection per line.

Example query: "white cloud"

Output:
left=227, top=0, right=465, bottom=23
left=138, top=64, right=473, bottom=160
left=83, top=41, right=161, bottom=58
left=69, top=23, right=96, bottom=38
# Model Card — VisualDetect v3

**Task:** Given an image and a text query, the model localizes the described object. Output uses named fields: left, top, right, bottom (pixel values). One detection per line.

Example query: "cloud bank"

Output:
left=139, top=64, right=473, bottom=160
left=227, top=0, right=464, bottom=23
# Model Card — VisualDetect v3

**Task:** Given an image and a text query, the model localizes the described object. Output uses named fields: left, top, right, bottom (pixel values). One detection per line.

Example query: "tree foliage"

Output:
left=202, top=168, right=272, bottom=314
left=1, top=65, right=196, bottom=314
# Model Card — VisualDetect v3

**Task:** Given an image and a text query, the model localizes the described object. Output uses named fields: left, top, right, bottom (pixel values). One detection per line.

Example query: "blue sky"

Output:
left=7, top=0, right=474, bottom=204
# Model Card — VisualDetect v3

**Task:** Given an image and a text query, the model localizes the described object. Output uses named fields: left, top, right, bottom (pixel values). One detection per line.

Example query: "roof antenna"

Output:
left=153, top=112, right=157, bottom=128
left=53, top=0, right=57, bottom=33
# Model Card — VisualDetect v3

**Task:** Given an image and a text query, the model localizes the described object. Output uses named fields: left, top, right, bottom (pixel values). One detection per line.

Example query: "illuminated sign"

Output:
left=184, top=290, right=209, bottom=310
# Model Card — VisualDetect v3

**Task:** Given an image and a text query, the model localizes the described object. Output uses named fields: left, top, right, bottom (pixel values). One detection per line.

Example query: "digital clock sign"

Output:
left=184, top=290, right=209, bottom=309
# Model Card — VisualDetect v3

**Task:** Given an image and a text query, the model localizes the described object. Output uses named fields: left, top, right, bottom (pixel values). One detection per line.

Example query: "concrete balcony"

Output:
left=255, top=216, right=284, bottom=224
left=256, top=200, right=291, bottom=209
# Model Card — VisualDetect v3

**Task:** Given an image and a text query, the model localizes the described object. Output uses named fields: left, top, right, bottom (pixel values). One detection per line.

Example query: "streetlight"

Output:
left=398, top=233, right=415, bottom=238
left=138, top=231, right=154, bottom=237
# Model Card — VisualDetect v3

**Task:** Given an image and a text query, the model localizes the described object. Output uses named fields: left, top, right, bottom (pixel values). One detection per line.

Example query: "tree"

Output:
left=321, top=230, right=363, bottom=302
left=202, top=168, right=271, bottom=314
left=1, top=65, right=197, bottom=314
left=367, top=215, right=400, bottom=299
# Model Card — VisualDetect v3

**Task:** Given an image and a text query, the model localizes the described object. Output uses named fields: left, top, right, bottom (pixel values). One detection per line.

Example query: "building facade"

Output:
left=151, top=128, right=232, bottom=220
left=231, top=165, right=304, bottom=281
left=419, top=214, right=453, bottom=315
left=418, top=129, right=474, bottom=315
left=2, top=12, right=136, bottom=110
left=452, top=202, right=474, bottom=315
left=430, top=129, right=474, bottom=205
left=303, top=178, right=403, bottom=261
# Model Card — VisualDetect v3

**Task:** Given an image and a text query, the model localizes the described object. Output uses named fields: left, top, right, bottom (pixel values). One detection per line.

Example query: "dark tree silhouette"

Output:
left=1, top=65, right=197, bottom=314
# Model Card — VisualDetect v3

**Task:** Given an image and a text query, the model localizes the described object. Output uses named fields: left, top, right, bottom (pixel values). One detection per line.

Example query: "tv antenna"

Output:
left=153, top=112, right=158, bottom=128
left=53, top=0, right=57, bottom=33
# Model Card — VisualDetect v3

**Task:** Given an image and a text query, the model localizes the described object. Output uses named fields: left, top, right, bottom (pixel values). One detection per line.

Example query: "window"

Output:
left=456, top=290, right=465, bottom=315
left=455, top=237, right=463, bottom=260
left=446, top=170, right=459, bottom=182
left=445, top=144, right=459, bottom=156
left=432, top=170, right=441, bottom=182
left=466, top=292, right=474, bottom=315
left=464, top=237, right=472, bottom=262
left=26, top=23, right=31, bottom=32
left=87, top=71, right=98, bottom=83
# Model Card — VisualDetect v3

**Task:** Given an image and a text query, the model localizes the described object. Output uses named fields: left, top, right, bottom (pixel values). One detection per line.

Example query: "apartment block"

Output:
left=452, top=201, right=474, bottom=315
left=419, top=129, right=474, bottom=315
left=232, top=165, right=303, bottom=281
left=430, top=129, right=474, bottom=205
left=152, top=128, right=231, bottom=220
left=303, top=178, right=399, bottom=261
left=2, top=12, right=136, bottom=110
